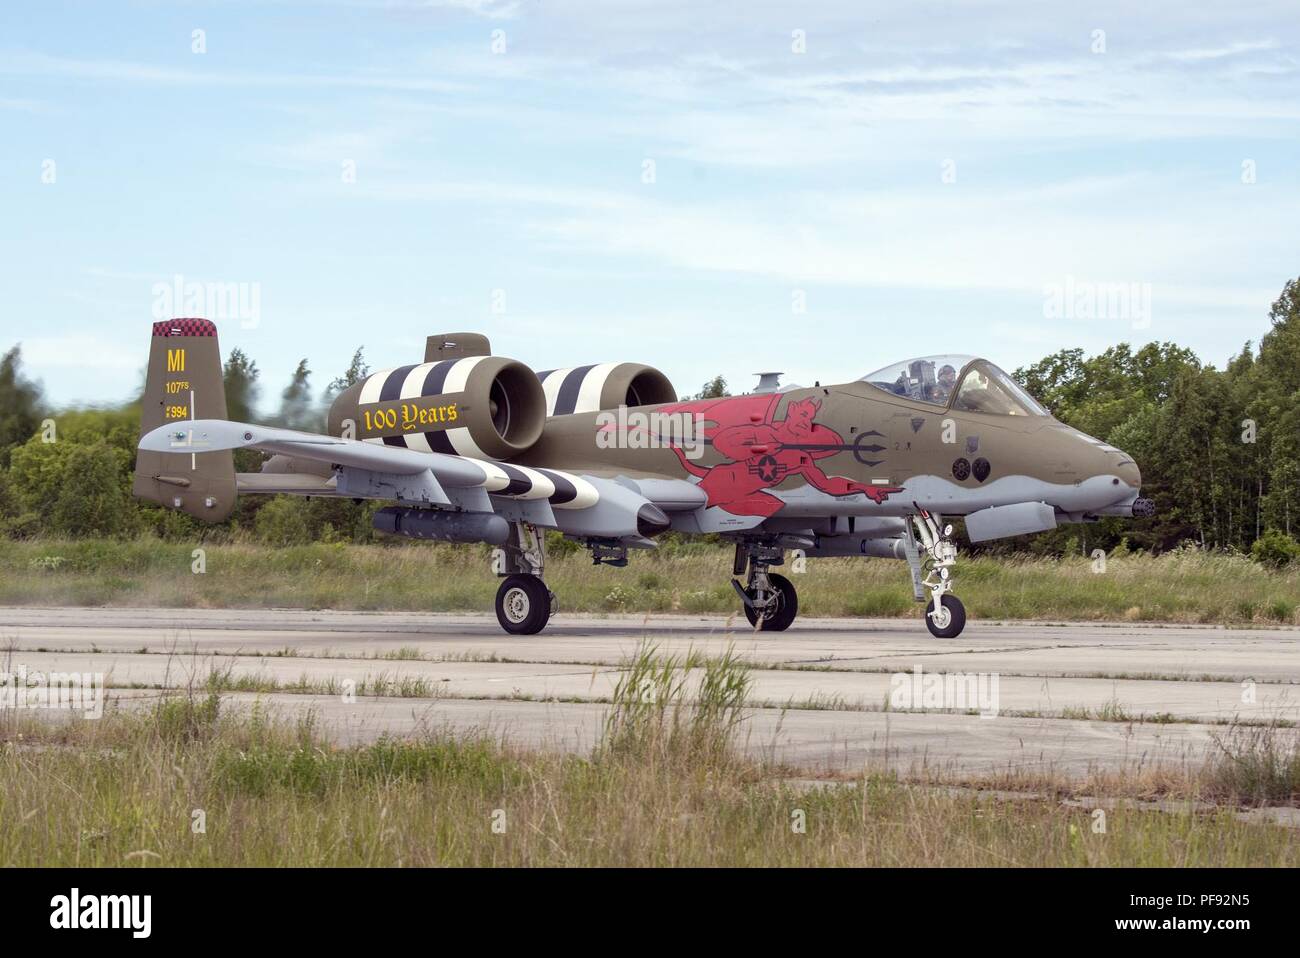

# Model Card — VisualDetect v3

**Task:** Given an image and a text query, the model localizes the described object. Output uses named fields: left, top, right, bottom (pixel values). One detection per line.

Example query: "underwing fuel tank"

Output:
left=373, top=507, right=512, bottom=545
left=803, top=537, right=910, bottom=559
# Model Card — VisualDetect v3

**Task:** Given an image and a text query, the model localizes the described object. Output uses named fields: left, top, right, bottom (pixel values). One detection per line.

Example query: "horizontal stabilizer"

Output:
left=235, top=473, right=338, bottom=495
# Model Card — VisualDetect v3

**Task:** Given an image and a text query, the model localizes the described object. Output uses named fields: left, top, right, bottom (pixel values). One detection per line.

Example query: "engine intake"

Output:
left=328, top=355, right=546, bottom=460
left=536, top=362, right=676, bottom=416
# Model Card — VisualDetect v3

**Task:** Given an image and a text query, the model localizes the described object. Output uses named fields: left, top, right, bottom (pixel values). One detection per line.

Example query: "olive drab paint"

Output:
left=132, top=318, right=237, bottom=521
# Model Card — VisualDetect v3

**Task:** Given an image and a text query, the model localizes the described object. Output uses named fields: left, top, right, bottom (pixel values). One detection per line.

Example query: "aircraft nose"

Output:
left=1068, top=427, right=1141, bottom=489
left=1111, top=450, right=1141, bottom=489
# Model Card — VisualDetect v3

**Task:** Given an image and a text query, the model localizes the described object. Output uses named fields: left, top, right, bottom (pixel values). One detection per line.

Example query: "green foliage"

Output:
left=693, top=374, right=728, bottom=399
left=254, top=496, right=315, bottom=546
left=1251, top=529, right=1300, bottom=568
left=8, top=435, right=137, bottom=537
left=325, top=347, right=369, bottom=399
left=1011, top=281, right=1300, bottom=553
left=223, top=347, right=260, bottom=423
left=276, top=358, right=318, bottom=430
left=7, top=438, right=63, bottom=516
left=250, top=495, right=377, bottom=546
left=304, top=497, right=380, bottom=544
left=0, top=346, right=44, bottom=467
left=544, top=529, right=580, bottom=556
left=0, top=470, right=19, bottom=536
left=51, top=443, right=138, bottom=538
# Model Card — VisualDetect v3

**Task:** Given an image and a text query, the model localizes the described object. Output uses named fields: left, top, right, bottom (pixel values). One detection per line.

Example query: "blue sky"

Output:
left=3, top=0, right=1299, bottom=411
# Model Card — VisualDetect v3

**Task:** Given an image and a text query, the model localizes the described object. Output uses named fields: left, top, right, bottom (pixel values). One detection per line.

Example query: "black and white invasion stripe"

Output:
left=359, top=357, right=493, bottom=458
left=470, top=460, right=599, bottom=508
left=536, top=363, right=622, bottom=416
left=357, top=361, right=599, bottom=509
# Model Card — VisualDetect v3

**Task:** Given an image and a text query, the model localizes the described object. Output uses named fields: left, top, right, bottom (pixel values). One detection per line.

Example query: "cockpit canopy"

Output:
left=859, top=355, right=1048, bottom=416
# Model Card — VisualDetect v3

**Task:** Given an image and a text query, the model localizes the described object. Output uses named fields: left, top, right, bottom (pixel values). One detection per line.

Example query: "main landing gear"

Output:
left=731, top=540, right=799, bottom=631
left=909, top=510, right=966, bottom=638
left=492, top=521, right=555, bottom=635
left=495, top=575, right=552, bottom=635
left=491, top=526, right=642, bottom=635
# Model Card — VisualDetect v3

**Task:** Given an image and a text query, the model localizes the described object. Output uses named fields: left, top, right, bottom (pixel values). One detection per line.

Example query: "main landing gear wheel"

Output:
left=495, top=575, right=552, bottom=635
left=743, top=573, right=799, bottom=632
left=925, top=593, right=966, bottom=639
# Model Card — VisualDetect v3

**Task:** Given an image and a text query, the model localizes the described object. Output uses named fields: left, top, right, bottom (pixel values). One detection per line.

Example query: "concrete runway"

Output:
left=2, top=607, right=1297, bottom=780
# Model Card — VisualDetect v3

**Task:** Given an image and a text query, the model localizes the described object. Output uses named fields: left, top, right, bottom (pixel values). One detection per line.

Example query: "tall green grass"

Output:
left=598, top=642, right=750, bottom=769
left=1, top=536, right=1298, bottom=624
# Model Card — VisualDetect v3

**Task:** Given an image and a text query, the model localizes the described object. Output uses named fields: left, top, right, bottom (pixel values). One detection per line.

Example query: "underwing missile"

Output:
left=374, top=507, right=511, bottom=545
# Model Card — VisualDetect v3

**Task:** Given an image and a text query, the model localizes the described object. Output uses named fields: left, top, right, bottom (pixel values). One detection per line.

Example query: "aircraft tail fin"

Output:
left=132, top=318, right=237, bottom=522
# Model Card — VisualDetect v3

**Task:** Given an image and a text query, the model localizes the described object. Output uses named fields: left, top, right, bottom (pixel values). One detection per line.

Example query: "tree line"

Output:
left=1, top=277, right=1298, bottom=564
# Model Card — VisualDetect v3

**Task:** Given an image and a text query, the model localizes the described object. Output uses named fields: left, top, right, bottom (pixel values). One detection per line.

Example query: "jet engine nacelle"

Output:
left=328, top=355, right=546, bottom=461
left=536, top=363, right=676, bottom=416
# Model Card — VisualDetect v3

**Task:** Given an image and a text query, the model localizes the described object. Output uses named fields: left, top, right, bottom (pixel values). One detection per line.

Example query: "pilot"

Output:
left=933, top=364, right=958, bottom=403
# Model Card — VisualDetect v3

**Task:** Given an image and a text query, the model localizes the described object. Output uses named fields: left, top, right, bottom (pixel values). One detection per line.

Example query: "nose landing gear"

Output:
left=924, top=592, right=966, bottom=638
left=910, top=511, right=966, bottom=638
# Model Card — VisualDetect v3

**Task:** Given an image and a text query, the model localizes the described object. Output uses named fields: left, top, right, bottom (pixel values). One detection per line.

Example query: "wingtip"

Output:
left=138, top=419, right=253, bottom=453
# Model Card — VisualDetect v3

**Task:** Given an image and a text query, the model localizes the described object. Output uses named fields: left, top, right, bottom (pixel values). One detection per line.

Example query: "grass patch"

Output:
left=1, top=649, right=1298, bottom=866
left=1205, top=722, right=1300, bottom=805
left=2, top=537, right=1299, bottom=625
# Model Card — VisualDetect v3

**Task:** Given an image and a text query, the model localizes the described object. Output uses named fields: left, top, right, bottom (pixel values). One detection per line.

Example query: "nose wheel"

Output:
left=924, top=593, right=966, bottom=638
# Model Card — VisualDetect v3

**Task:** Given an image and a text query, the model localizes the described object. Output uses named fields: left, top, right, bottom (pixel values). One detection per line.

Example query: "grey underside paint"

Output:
left=964, top=501, right=1059, bottom=542
left=769, top=473, right=1135, bottom=518
left=652, top=471, right=1139, bottom=536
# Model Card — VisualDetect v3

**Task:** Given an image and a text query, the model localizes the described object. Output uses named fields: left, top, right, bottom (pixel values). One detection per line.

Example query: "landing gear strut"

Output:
left=732, top=541, right=799, bottom=631
left=492, top=521, right=554, bottom=635
left=910, top=511, right=966, bottom=638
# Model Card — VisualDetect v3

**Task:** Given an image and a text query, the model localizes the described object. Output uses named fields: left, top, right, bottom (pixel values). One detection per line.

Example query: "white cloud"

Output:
left=0, top=52, right=471, bottom=93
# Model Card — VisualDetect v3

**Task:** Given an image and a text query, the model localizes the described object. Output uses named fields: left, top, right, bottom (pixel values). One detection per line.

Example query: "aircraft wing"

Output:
left=138, top=418, right=702, bottom=538
left=141, top=419, right=485, bottom=483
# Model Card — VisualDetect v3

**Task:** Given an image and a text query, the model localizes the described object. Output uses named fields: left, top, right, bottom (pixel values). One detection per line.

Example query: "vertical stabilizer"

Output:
left=132, top=318, right=237, bottom=521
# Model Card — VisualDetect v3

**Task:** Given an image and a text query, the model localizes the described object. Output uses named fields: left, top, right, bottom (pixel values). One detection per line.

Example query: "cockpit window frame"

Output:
left=859, top=356, right=1049, bottom=418
left=858, top=354, right=974, bottom=409
left=950, top=360, right=1050, bottom=417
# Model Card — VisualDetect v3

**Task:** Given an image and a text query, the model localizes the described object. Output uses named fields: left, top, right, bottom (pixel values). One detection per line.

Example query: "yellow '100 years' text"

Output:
left=363, top=402, right=458, bottom=433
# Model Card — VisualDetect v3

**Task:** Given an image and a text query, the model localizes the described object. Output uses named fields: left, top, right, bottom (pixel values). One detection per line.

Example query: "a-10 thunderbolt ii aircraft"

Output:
left=135, top=319, right=1153, bottom=638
